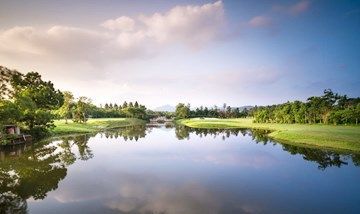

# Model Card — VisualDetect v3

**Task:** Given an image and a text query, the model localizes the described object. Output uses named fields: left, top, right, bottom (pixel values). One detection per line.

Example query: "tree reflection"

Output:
left=101, top=125, right=147, bottom=141
left=0, top=143, right=67, bottom=213
left=0, top=126, right=147, bottom=212
left=0, top=132, right=96, bottom=213
left=281, top=144, right=350, bottom=170
left=174, top=125, right=360, bottom=170
left=58, top=134, right=95, bottom=165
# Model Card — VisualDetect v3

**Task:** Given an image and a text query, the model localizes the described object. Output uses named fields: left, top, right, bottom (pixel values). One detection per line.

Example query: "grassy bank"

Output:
left=178, top=118, right=360, bottom=152
left=52, top=118, right=146, bottom=135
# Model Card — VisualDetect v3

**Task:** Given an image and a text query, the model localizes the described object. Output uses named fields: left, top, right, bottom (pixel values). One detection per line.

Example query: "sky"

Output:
left=0, top=0, right=359, bottom=109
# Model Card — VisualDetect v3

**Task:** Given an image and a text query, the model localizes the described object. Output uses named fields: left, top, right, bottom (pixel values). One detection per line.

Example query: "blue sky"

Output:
left=0, top=0, right=359, bottom=108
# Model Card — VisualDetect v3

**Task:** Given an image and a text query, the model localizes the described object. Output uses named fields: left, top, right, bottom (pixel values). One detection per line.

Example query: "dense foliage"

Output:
left=82, top=101, right=149, bottom=120
left=55, top=95, right=150, bottom=122
left=253, top=89, right=360, bottom=125
left=175, top=103, right=249, bottom=119
left=1, top=66, right=64, bottom=138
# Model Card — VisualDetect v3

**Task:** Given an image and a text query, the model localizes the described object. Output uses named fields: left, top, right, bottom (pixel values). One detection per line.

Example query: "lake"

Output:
left=1, top=124, right=360, bottom=214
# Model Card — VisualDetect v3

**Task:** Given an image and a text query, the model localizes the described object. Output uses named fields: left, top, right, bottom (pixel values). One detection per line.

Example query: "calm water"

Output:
left=1, top=125, right=360, bottom=214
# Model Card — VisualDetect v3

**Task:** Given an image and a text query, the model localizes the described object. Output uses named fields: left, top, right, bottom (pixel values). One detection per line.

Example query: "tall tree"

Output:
left=73, top=97, right=91, bottom=123
left=175, top=103, right=190, bottom=119
left=58, top=91, right=74, bottom=124
left=122, top=101, right=128, bottom=108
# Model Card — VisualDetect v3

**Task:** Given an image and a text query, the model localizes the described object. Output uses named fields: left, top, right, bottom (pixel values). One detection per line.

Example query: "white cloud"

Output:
left=101, top=16, right=135, bottom=31
left=0, top=1, right=224, bottom=64
left=138, top=0, right=224, bottom=47
left=248, top=16, right=273, bottom=27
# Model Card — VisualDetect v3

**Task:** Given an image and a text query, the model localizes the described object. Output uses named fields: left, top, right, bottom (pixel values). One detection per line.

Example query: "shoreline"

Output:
left=51, top=118, right=147, bottom=136
left=177, top=118, right=360, bottom=153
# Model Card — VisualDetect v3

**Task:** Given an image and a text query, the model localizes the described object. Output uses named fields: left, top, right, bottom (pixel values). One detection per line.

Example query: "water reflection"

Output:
left=0, top=125, right=359, bottom=213
left=58, top=134, right=95, bottom=165
left=100, top=125, right=147, bottom=141
left=0, top=143, right=67, bottom=213
left=0, top=125, right=148, bottom=213
left=174, top=125, right=360, bottom=170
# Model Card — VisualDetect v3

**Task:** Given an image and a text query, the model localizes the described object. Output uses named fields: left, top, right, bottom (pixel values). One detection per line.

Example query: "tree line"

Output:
left=175, top=103, right=249, bottom=119
left=253, top=89, right=360, bottom=125
left=56, top=93, right=149, bottom=123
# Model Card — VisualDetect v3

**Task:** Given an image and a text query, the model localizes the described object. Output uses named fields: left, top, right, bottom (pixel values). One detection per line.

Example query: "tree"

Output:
left=122, top=101, right=128, bottom=108
left=175, top=103, right=190, bottom=119
left=1, top=70, right=64, bottom=137
left=73, top=97, right=91, bottom=123
left=134, top=101, right=139, bottom=108
left=232, top=107, right=240, bottom=118
left=356, top=104, right=360, bottom=125
left=252, top=90, right=360, bottom=125
left=226, top=106, right=232, bottom=118
left=0, top=66, right=21, bottom=100
left=58, top=91, right=74, bottom=124
left=12, top=72, right=64, bottom=110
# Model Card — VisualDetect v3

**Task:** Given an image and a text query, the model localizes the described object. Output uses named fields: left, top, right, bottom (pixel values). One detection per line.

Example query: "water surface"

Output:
left=1, top=125, right=359, bottom=214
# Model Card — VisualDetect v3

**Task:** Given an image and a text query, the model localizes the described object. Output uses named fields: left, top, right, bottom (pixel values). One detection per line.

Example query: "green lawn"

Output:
left=52, top=118, right=146, bottom=135
left=178, top=118, right=360, bottom=152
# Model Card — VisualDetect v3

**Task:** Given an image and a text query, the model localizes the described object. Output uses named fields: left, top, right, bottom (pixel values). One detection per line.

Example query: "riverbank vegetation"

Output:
left=253, top=89, right=360, bottom=125
left=178, top=118, right=360, bottom=152
left=175, top=90, right=360, bottom=151
left=0, top=66, right=150, bottom=143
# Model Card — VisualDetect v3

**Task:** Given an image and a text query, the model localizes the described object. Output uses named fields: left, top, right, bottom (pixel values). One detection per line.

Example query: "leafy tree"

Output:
left=57, top=91, right=74, bottom=124
left=12, top=72, right=64, bottom=110
left=0, top=66, right=21, bottom=100
left=73, top=97, right=91, bottom=123
left=122, top=101, right=128, bottom=108
left=175, top=103, right=190, bottom=119
left=0, top=69, right=64, bottom=137
left=0, top=100, right=21, bottom=125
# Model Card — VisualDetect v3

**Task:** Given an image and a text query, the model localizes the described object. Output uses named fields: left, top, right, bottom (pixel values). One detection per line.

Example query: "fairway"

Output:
left=52, top=118, right=146, bottom=135
left=178, top=118, right=360, bottom=152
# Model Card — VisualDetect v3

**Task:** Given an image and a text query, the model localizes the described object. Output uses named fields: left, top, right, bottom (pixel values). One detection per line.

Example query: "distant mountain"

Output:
left=154, top=104, right=176, bottom=112
left=237, top=106, right=254, bottom=111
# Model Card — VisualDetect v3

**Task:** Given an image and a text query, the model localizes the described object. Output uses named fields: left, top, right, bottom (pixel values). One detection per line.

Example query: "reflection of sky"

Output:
left=28, top=127, right=360, bottom=214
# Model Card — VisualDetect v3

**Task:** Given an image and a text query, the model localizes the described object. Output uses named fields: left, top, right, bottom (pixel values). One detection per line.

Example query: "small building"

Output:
left=4, top=125, right=21, bottom=135
left=1, top=125, right=32, bottom=146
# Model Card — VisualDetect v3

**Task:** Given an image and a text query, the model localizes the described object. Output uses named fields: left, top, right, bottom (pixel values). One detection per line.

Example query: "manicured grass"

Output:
left=52, top=118, right=146, bottom=135
left=178, top=118, right=360, bottom=152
